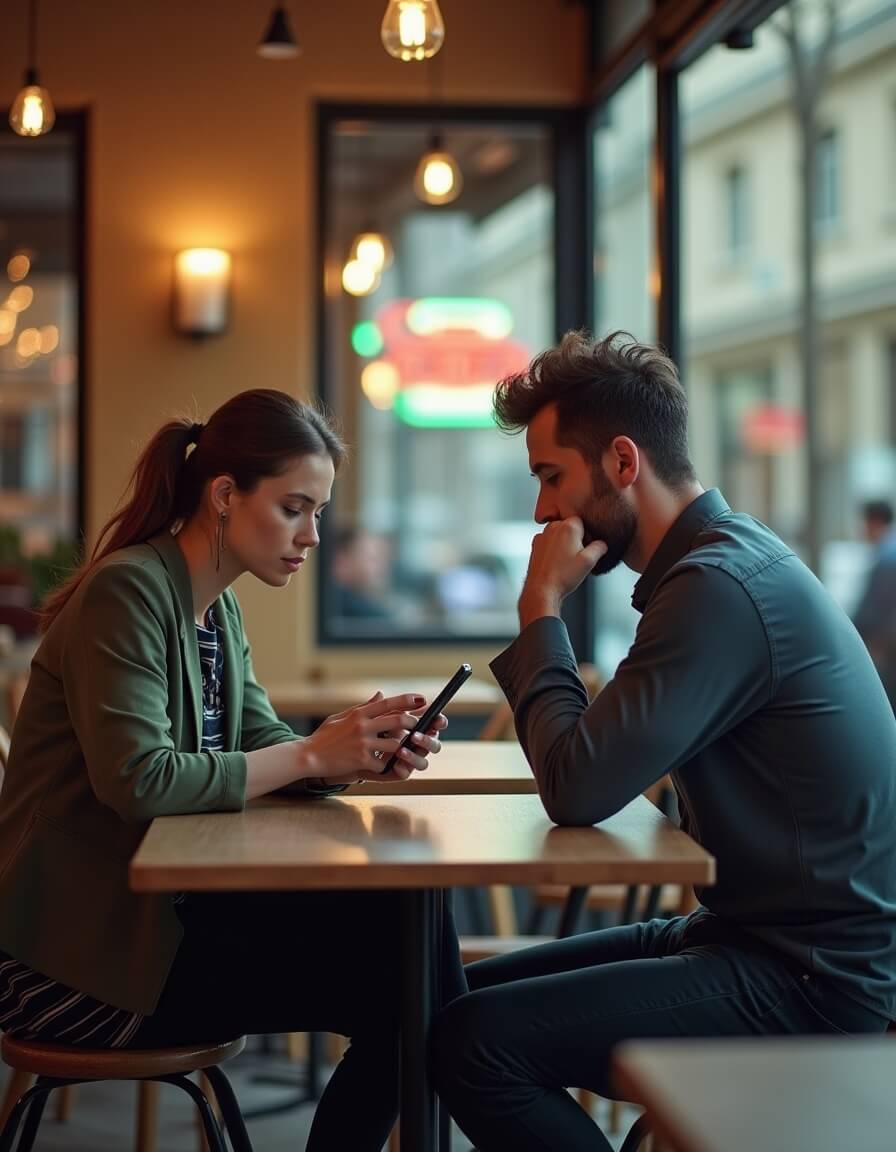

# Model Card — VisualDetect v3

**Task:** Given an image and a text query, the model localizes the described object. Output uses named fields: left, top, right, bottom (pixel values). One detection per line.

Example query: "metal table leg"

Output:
left=400, top=887, right=444, bottom=1152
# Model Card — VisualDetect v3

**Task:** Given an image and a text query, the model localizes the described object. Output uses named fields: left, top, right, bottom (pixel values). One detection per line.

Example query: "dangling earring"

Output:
left=215, top=511, right=228, bottom=572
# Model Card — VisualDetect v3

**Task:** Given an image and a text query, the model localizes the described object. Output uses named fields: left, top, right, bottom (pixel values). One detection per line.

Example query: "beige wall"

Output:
left=0, top=0, right=586, bottom=683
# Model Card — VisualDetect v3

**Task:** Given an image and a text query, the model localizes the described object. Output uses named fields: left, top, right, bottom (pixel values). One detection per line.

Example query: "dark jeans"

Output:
left=131, top=890, right=465, bottom=1152
left=431, top=911, right=889, bottom=1152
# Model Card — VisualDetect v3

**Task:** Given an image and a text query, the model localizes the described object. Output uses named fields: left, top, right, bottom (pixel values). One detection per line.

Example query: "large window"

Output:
left=318, top=110, right=555, bottom=642
left=590, top=66, right=655, bottom=679
left=0, top=120, right=83, bottom=641
left=681, top=0, right=896, bottom=611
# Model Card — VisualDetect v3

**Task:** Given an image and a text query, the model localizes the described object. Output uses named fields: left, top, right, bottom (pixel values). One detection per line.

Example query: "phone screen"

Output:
left=381, top=664, right=473, bottom=773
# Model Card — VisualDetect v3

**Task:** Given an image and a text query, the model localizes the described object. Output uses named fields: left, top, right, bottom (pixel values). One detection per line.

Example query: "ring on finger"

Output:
left=372, top=749, right=384, bottom=761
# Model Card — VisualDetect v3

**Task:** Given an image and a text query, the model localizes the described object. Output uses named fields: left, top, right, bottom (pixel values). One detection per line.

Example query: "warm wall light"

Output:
left=173, top=249, right=232, bottom=337
left=9, top=0, right=55, bottom=137
left=381, top=0, right=444, bottom=61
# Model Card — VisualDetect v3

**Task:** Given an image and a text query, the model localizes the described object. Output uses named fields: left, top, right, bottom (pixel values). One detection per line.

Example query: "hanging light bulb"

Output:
left=414, top=134, right=462, bottom=205
left=381, top=0, right=445, bottom=61
left=257, top=4, right=301, bottom=59
left=341, top=259, right=380, bottom=297
left=10, top=77, right=54, bottom=137
left=9, top=1, right=54, bottom=137
left=350, top=229, right=393, bottom=274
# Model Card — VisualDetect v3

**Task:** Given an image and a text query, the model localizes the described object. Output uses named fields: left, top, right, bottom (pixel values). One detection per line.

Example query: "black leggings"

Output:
left=132, top=890, right=465, bottom=1152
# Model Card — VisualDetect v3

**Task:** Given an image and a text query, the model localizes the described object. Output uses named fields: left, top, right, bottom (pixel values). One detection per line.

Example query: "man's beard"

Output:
left=580, top=473, right=637, bottom=576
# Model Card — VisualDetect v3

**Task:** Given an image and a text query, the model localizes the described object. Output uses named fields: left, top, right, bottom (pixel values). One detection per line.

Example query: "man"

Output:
left=853, top=498, right=896, bottom=710
left=431, top=331, right=896, bottom=1152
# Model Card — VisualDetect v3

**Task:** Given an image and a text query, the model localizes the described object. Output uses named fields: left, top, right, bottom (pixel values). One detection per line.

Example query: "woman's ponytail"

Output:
left=40, top=419, right=200, bottom=629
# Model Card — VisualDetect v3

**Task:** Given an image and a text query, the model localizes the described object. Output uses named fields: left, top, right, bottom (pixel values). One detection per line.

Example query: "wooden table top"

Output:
left=266, top=676, right=503, bottom=718
left=348, top=741, right=536, bottom=795
left=130, top=792, right=714, bottom=893
left=613, top=1037, right=896, bottom=1152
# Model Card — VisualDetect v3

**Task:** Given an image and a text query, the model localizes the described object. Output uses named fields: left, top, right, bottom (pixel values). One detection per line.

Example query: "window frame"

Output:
left=0, top=110, right=88, bottom=548
left=314, top=101, right=592, bottom=651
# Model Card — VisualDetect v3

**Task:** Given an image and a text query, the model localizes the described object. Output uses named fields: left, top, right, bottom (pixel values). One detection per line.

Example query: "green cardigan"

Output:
left=0, top=531, right=300, bottom=1014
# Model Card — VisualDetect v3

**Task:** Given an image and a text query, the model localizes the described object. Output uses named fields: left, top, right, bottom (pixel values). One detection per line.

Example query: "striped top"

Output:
left=197, top=608, right=225, bottom=752
left=0, top=613, right=226, bottom=1046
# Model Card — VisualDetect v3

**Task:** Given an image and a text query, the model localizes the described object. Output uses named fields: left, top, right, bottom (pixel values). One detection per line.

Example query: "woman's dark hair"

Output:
left=42, top=389, right=347, bottom=629
left=493, top=329, right=696, bottom=490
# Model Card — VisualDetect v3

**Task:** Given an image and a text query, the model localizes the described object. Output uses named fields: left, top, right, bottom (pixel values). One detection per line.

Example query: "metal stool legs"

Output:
left=0, top=1078, right=66, bottom=1152
left=0, top=1069, right=249, bottom=1152
left=159, top=1074, right=229, bottom=1152
left=203, top=1064, right=255, bottom=1152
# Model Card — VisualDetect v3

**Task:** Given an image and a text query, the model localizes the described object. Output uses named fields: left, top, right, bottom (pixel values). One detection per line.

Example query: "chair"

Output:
left=0, top=1035, right=252, bottom=1152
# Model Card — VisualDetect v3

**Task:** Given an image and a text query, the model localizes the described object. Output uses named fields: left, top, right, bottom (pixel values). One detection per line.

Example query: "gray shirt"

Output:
left=491, top=489, right=896, bottom=1019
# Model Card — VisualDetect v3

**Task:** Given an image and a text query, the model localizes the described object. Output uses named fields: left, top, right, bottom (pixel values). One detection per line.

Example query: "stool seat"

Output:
left=1, top=1034, right=245, bottom=1080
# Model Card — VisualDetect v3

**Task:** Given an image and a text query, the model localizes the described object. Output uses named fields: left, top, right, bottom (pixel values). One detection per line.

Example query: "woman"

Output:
left=0, top=389, right=464, bottom=1150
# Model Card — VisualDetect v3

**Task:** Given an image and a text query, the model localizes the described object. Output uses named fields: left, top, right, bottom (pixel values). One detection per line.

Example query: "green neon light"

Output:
left=406, top=298, right=514, bottom=340
left=350, top=320, right=384, bottom=358
left=393, top=385, right=496, bottom=428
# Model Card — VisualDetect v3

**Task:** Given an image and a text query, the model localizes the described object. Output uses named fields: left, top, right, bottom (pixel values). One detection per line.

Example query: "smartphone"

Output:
left=381, top=663, right=473, bottom=773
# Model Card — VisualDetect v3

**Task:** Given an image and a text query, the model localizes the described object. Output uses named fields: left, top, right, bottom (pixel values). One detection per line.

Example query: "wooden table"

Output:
left=348, top=740, right=536, bottom=795
left=132, top=792, right=714, bottom=1152
left=614, top=1036, right=896, bottom=1152
left=266, top=676, right=503, bottom=720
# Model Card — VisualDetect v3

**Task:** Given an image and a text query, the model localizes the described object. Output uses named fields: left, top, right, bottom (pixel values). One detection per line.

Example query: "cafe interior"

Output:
left=0, top=0, right=895, bottom=1149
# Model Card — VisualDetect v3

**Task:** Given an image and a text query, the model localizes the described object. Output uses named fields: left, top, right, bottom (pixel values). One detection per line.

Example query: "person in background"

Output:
left=0, top=389, right=462, bottom=1152
left=330, top=526, right=392, bottom=619
left=430, top=331, right=896, bottom=1152
left=853, top=498, right=896, bottom=710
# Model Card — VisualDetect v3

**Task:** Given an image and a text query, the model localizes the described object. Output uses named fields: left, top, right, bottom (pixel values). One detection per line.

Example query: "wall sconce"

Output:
left=173, top=248, right=231, bottom=337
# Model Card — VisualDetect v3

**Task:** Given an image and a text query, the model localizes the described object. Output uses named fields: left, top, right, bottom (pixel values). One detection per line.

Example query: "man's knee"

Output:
left=430, top=990, right=504, bottom=1094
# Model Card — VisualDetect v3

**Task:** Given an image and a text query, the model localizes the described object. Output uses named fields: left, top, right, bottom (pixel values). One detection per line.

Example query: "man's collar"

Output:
left=631, top=489, right=730, bottom=613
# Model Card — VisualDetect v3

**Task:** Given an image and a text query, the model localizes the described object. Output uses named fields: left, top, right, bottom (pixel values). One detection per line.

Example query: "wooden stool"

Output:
left=0, top=1034, right=252, bottom=1152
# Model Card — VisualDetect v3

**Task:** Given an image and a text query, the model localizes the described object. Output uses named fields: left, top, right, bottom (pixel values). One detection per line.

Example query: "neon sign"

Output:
left=352, top=297, right=530, bottom=428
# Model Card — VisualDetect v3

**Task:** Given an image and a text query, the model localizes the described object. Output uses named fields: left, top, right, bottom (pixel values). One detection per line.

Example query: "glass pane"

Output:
left=0, top=126, right=81, bottom=641
left=321, top=117, right=553, bottom=641
left=590, top=65, right=655, bottom=679
left=680, top=0, right=896, bottom=615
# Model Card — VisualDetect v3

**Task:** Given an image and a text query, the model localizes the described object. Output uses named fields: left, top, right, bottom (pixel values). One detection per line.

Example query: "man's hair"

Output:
left=862, top=499, right=894, bottom=527
left=493, top=329, right=696, bottom=490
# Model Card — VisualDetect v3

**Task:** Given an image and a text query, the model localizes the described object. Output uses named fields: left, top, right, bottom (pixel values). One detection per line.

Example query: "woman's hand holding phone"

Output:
left=379, top=664, right=471, bottom=773
left=300, top=691, right=445, bottom=785
left=372, top=702, right=448, bottom=780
